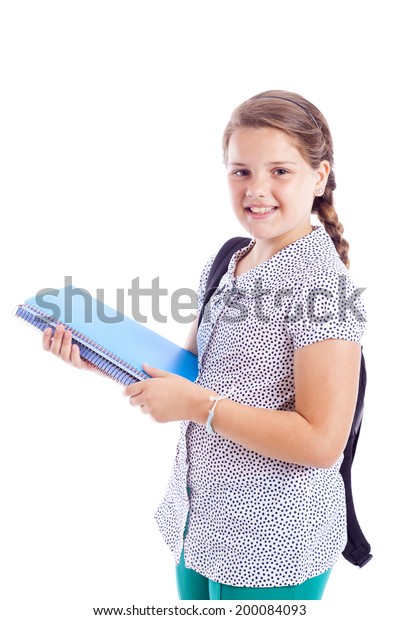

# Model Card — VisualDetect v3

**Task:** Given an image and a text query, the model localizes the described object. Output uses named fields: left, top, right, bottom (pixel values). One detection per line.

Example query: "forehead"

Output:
left=227, top=127, right=303, bottom=163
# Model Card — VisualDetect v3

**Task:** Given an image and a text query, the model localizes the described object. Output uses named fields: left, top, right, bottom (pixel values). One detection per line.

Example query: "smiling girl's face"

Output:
left=226, top=126, right=330, bottom=258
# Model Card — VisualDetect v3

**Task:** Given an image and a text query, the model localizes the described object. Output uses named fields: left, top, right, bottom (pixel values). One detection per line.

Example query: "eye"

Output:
left=231, top=169, right=250, bottom=177
left=273, top=168, right=289, bottom=176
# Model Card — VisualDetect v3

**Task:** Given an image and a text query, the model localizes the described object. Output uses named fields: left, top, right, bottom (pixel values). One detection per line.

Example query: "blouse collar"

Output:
left=225, top=226, right=339, bottom=285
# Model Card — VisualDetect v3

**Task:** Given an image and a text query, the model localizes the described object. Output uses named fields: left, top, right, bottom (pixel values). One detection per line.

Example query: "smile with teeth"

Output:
left=247, top=206, right=278, bottom=214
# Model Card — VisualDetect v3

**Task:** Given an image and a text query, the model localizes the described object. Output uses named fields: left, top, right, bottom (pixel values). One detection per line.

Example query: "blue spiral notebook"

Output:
left=15, top=286, right=199, bottom=385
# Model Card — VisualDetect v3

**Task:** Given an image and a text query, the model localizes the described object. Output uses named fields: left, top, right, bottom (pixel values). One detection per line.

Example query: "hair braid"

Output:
left=312, top=169, right=350, bottom=268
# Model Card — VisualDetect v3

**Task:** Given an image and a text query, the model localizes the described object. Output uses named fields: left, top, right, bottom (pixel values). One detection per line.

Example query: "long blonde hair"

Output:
left=222, top=90, right=350, bottom=268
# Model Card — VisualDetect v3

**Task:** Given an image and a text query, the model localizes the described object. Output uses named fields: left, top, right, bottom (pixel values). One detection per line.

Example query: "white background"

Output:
left=1, top=1, right=398, bottom=618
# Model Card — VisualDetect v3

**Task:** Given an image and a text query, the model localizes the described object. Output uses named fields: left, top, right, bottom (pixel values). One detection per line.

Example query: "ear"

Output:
left=315, top=160, right=331, bottom=190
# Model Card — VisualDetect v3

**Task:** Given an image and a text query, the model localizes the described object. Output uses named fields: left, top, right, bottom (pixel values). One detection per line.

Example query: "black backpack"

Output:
left=198, top=236, right=372, bottom=568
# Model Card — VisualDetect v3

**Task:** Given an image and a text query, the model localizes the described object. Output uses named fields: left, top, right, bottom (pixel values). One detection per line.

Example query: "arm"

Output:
left=206, top=339, right=361, bottom=468
left=183, top=313, right=199, bottom=355
left=126, top=338, right=361, bottom=469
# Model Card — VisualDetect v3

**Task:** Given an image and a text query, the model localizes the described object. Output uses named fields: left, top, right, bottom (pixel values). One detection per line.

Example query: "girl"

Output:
left=43, top=90, right=366, bottom=600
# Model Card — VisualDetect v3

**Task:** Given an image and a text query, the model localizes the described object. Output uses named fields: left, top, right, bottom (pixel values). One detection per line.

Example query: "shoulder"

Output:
left=197, top=252, right=217, bottom=300
left=197, top=237, right=253, bottom=299
left=298, top=257, right=354, bottom=295
left=289, top=227, right=359, bottom=294
left=286, top=254, right=367, bottom=349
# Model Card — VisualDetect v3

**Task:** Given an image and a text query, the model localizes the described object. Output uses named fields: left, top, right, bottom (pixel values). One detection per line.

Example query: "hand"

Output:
left=125, top=363, right=215, bottom=424
left=42, top=324, right=88, bottom=369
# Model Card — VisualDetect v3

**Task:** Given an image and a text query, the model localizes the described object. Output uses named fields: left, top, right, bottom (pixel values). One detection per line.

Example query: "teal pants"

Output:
left=176, top=551, right=332, bottom=600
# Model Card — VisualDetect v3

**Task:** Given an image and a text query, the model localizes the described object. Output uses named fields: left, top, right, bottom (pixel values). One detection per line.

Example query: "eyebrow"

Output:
left=228, top=161, right=299, bottom=167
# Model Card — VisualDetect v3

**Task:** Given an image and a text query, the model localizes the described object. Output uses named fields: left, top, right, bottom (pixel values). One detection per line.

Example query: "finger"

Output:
left=124, top=382, right=144, bottom=398
left=128, top=394, right=145, bottom=408
left=60, top=329, right=74, bottom=362
left=50, top=324, right=65, bottom=356
left=42, top=327, right=53, bottom=351
left=70, top=342, right=85, bottom=368
left=142, top=363, right=170, bottom=378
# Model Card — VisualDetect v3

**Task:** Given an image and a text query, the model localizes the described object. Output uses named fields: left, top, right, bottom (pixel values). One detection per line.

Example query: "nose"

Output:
left=245, top=176, right=269, bottom=199
left=246, top=188, right=266, bottom=198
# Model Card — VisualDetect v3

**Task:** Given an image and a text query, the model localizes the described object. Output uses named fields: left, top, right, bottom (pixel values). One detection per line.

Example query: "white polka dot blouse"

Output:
left=155, top=226, right=367, bottom=588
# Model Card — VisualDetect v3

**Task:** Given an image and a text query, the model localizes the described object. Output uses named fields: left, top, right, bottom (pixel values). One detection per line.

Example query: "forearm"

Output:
left=131, top=342, right=358, bottom=469
left=189, top=341, right=360, bottom=469
left=192, top=398, right=340, bottom=469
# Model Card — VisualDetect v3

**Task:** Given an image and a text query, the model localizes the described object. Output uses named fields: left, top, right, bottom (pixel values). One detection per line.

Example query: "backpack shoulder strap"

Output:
left=198, top=236, right=251, bottom=327
left=340, top=349, right=373, bottom=567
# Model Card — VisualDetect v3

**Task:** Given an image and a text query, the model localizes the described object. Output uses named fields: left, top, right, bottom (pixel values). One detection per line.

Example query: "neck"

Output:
left=252, top=224, right=314, bottom=264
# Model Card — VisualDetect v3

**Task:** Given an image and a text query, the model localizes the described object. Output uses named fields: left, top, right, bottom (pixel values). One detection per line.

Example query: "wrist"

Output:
left=190, top=385, right=229, bottom=436
left=190, top=386, right=218, bottom=426
left=206, top=395, right=228, bottom=434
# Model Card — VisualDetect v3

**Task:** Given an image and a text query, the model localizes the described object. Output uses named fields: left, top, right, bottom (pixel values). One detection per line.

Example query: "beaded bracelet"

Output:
left=206, top=395, right=227, bottom=435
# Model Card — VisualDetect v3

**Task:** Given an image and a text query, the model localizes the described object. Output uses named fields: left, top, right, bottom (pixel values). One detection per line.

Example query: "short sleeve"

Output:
left=286, top=267, right=367, bottom=350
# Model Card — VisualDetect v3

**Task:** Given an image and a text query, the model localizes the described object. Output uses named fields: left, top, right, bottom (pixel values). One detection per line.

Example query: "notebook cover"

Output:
left=17, top=286, right=199, bottom=383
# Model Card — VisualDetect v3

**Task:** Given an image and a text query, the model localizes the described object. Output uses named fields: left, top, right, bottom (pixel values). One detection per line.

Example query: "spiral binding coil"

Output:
left=14, top=303, right=148, bottom=385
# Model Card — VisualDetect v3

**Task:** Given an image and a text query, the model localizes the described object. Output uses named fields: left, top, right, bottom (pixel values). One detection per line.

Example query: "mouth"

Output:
left=245, top=205, right=279, bottom=215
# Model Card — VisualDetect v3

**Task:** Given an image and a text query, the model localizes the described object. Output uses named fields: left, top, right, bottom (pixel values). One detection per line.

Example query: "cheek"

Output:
left=278, top=181, right=309, bottom=202
left=227, top=182, right=243, bottom=204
